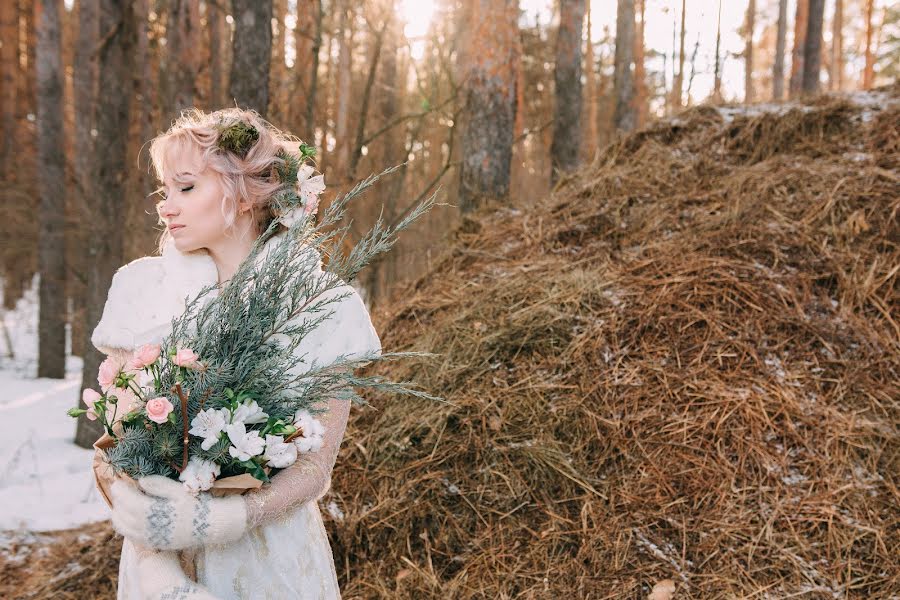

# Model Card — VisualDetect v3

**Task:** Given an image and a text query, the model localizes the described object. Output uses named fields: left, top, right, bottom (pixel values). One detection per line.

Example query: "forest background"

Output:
left=0, top=0, right=896, bottom=444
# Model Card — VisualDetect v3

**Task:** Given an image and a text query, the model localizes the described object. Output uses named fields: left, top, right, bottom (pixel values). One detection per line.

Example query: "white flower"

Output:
left=262, top=434, right=298, bottom=468
left=299, top=174, right=326, bottom=205
left=179, top=456, right=221, bottom=494
left=225, top=422, right=266, bottom=462
left=231, top=399, right=268, bottom=425
left=292, top=409, right=326, bottom=453
left=189, top=407, right=229, bottom=451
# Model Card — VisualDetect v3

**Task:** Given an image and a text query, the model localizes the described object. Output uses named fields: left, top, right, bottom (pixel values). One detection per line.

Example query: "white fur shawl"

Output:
left=90, top=232, right=382, bottom=369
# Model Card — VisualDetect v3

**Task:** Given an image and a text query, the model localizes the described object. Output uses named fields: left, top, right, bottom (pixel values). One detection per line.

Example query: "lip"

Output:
left=168, top=224, right=185, bottom=231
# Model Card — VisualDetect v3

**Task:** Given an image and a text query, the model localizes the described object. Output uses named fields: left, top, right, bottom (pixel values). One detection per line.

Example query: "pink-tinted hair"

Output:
left=148, top=107, right=308, bottom=254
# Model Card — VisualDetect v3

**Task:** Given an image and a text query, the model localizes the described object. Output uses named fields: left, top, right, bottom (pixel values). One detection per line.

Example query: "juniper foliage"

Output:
left=112, top=165, right=446, bottom=481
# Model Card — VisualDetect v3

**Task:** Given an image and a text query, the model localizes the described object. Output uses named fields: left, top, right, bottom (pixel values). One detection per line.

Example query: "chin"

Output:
left=171, top=236, right=202, bottom=254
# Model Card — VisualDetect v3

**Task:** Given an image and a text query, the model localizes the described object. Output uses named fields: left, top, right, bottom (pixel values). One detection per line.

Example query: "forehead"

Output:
left=161, top=138, right=207, bottom=184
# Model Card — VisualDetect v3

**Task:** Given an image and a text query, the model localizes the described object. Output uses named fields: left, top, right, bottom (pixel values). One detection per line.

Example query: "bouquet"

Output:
left=72, top=161, right=443, bottom=501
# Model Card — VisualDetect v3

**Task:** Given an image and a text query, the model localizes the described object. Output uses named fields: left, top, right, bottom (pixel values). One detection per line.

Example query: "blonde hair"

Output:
left=148, top=107, right=308, bottom=254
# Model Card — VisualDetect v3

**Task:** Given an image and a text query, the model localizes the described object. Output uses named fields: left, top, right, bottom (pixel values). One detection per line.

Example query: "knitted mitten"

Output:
left=111, top=475, right=247, bottom=551
left=136, top=547, right=221, bottom=600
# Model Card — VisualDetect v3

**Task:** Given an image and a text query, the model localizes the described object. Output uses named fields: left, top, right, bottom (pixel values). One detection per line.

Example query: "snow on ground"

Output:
left=0, top=275, right=110, bottom=532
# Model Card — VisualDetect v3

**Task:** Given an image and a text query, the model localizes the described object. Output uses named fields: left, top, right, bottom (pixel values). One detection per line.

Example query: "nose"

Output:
left=158, top=197, right=179, bottom=219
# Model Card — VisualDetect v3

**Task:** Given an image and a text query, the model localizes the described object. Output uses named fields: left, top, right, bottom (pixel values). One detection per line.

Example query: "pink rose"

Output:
left=82, top=388, right=102, bottom=410
left=145, top=396, right=174, bottom=424
left=173, top=348, right=200, bottom=369
left=98, top=357, right=123, bottom=391
left=86, top=409, right=98, bottom=421
left=129, top=343, right=162, bottom=370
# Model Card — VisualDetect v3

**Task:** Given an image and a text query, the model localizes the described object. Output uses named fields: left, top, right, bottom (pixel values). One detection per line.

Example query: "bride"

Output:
left=89, top=107, right=381, bottom=599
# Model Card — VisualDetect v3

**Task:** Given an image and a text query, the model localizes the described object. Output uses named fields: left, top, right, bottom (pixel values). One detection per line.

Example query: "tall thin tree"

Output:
left=76, top=0, right=136, bottom=448
left=613, top=0, right=635, bottom=131
left=863, top=0, right=875, bottom=89
left=634, top=0, right=647, bottom=127
left=670, top=0, right=686, bottom=110
left=1, top=2, right=18, bottom=181
left=550, top=0, right=585, bottom=183
left=744, top=0, right=755, bottom=103
left=801, top=0, right=825, bottom=95
left=773, top=0, right=787, bottom=100
left=458, top=0, right=518, bottom=214
left=789, top=0, right=808, bottom=98
left=229, top=0, right=274, bottom=116
left=713, top=0, right=722, bottom=100
left=35, top=0, right=66, bottom=379
left=830, top=0, right=843, bottom=91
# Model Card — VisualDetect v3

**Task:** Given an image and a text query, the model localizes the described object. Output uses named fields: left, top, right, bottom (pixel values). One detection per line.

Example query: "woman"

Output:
left=90, top=108, right=380, bottom=599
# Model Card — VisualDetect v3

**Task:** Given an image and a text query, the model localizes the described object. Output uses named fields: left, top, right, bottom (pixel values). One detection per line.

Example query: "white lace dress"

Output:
left=91, top=231, right=381, bottom=599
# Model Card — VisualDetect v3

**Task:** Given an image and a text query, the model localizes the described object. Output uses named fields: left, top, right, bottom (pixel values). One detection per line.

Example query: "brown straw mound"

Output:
left=334, top=86, right=899, bottom=599
left=4, top=86, right=897, bottom=599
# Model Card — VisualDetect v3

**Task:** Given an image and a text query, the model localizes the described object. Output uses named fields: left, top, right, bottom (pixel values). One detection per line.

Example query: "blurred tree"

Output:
left=773, top=0, right=787, bottom=100
left=613, top=0, right=635, bottom=130
left=230, top=0, right=273, bottom=116
left=35, top=0, right=66, bottom=379
left=634, top=0, right=647, bottom=127
left=830, top=0, right=843, bottom=90
left=550, top=0, right=585, bottom=183
left=744, top=0, right=755, bottom=103
left=789, top=0, right=807, bottom=98
left=76, top=0, right=136, bottom=448
left=458, top=0, right=518, bottom=213
left=863, top=0, right=875, bottom=88
left=801, top=0, right=824, bottom=95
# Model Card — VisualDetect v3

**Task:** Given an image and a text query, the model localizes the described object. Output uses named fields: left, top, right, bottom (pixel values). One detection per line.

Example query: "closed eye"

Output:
left=181, top=185, right=194, bottom=192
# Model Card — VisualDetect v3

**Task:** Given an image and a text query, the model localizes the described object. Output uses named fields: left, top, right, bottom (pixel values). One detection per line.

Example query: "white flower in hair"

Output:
left=179, top=456, right=221, bottom=494
left=298, top=164, right=325, bottom=212
left=262, top=434, right=298, bottom=468
left=226, top=422, right=266, bottom=461
left=292, top=408, right=326, bottom=453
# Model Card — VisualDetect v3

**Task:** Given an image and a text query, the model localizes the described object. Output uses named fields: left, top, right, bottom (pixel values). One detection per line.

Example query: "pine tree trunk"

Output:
left=269, top=0, right=288, bottom=122
left=550, top=0, right=585, bottom=183
left=713, top=0, right=722, bottom=100
left=35, top=0, right=66, bottom=379
left=306, top=0, right=324, bottom=136
left=773, top=0, right=787, bottom=100
left=789, top=0, right=808, bottom=98
left=670, top=0, right=686, bottom=110
left=801, top=0, right=824, bottom=95
left=744, top=0, right=755, bottom=103
left=229, top=0, right=273, bottom=117
left=863, top=0, right=875, bottom=89
left=75, top=0, right=136, bottom=449
left=613, top=0, right=635, bottom=131
left=334, top=1, right=353, bottom=179
left=634, top=0, right=646, bottom=127
left=580, top=0, right=594, bottom=159
left=0, top=0, right=17, bottom=181
left=73, top=0, right=97, bottom=199
left=830, top=0, right=842, bottom=91
left=458, top=0, right=518, bottom=214
left=209, top=0, right=224, bottom=108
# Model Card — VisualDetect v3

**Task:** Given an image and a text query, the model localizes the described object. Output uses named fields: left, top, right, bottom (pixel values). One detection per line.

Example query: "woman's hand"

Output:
left=111, top=475, right=247, bottom=551
left=135, top=546, right=222, bottom=600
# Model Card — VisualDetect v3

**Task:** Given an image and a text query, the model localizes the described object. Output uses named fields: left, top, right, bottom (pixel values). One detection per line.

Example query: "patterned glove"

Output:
left=110, top=475, right=247, bottom=551
left=136, top=547, right=221, bottom=600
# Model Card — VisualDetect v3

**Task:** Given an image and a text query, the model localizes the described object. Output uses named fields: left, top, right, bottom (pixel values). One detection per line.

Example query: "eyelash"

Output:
left=157, top=185, right=193, bottom=201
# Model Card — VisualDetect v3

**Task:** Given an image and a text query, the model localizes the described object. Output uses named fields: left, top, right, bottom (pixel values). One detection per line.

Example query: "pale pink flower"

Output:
left=82, top=388, right=102, bottom=411
left=145, top=396, right=174, bottom=424
left=97, top=357, right=123, bottom=391
left=299, top=174, right=325, bottom=207
left=129, top=343, right=161, bottom=370
left=85, top=409, right=98, bottom=421
left=173, top=348, right=200, bottom=369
